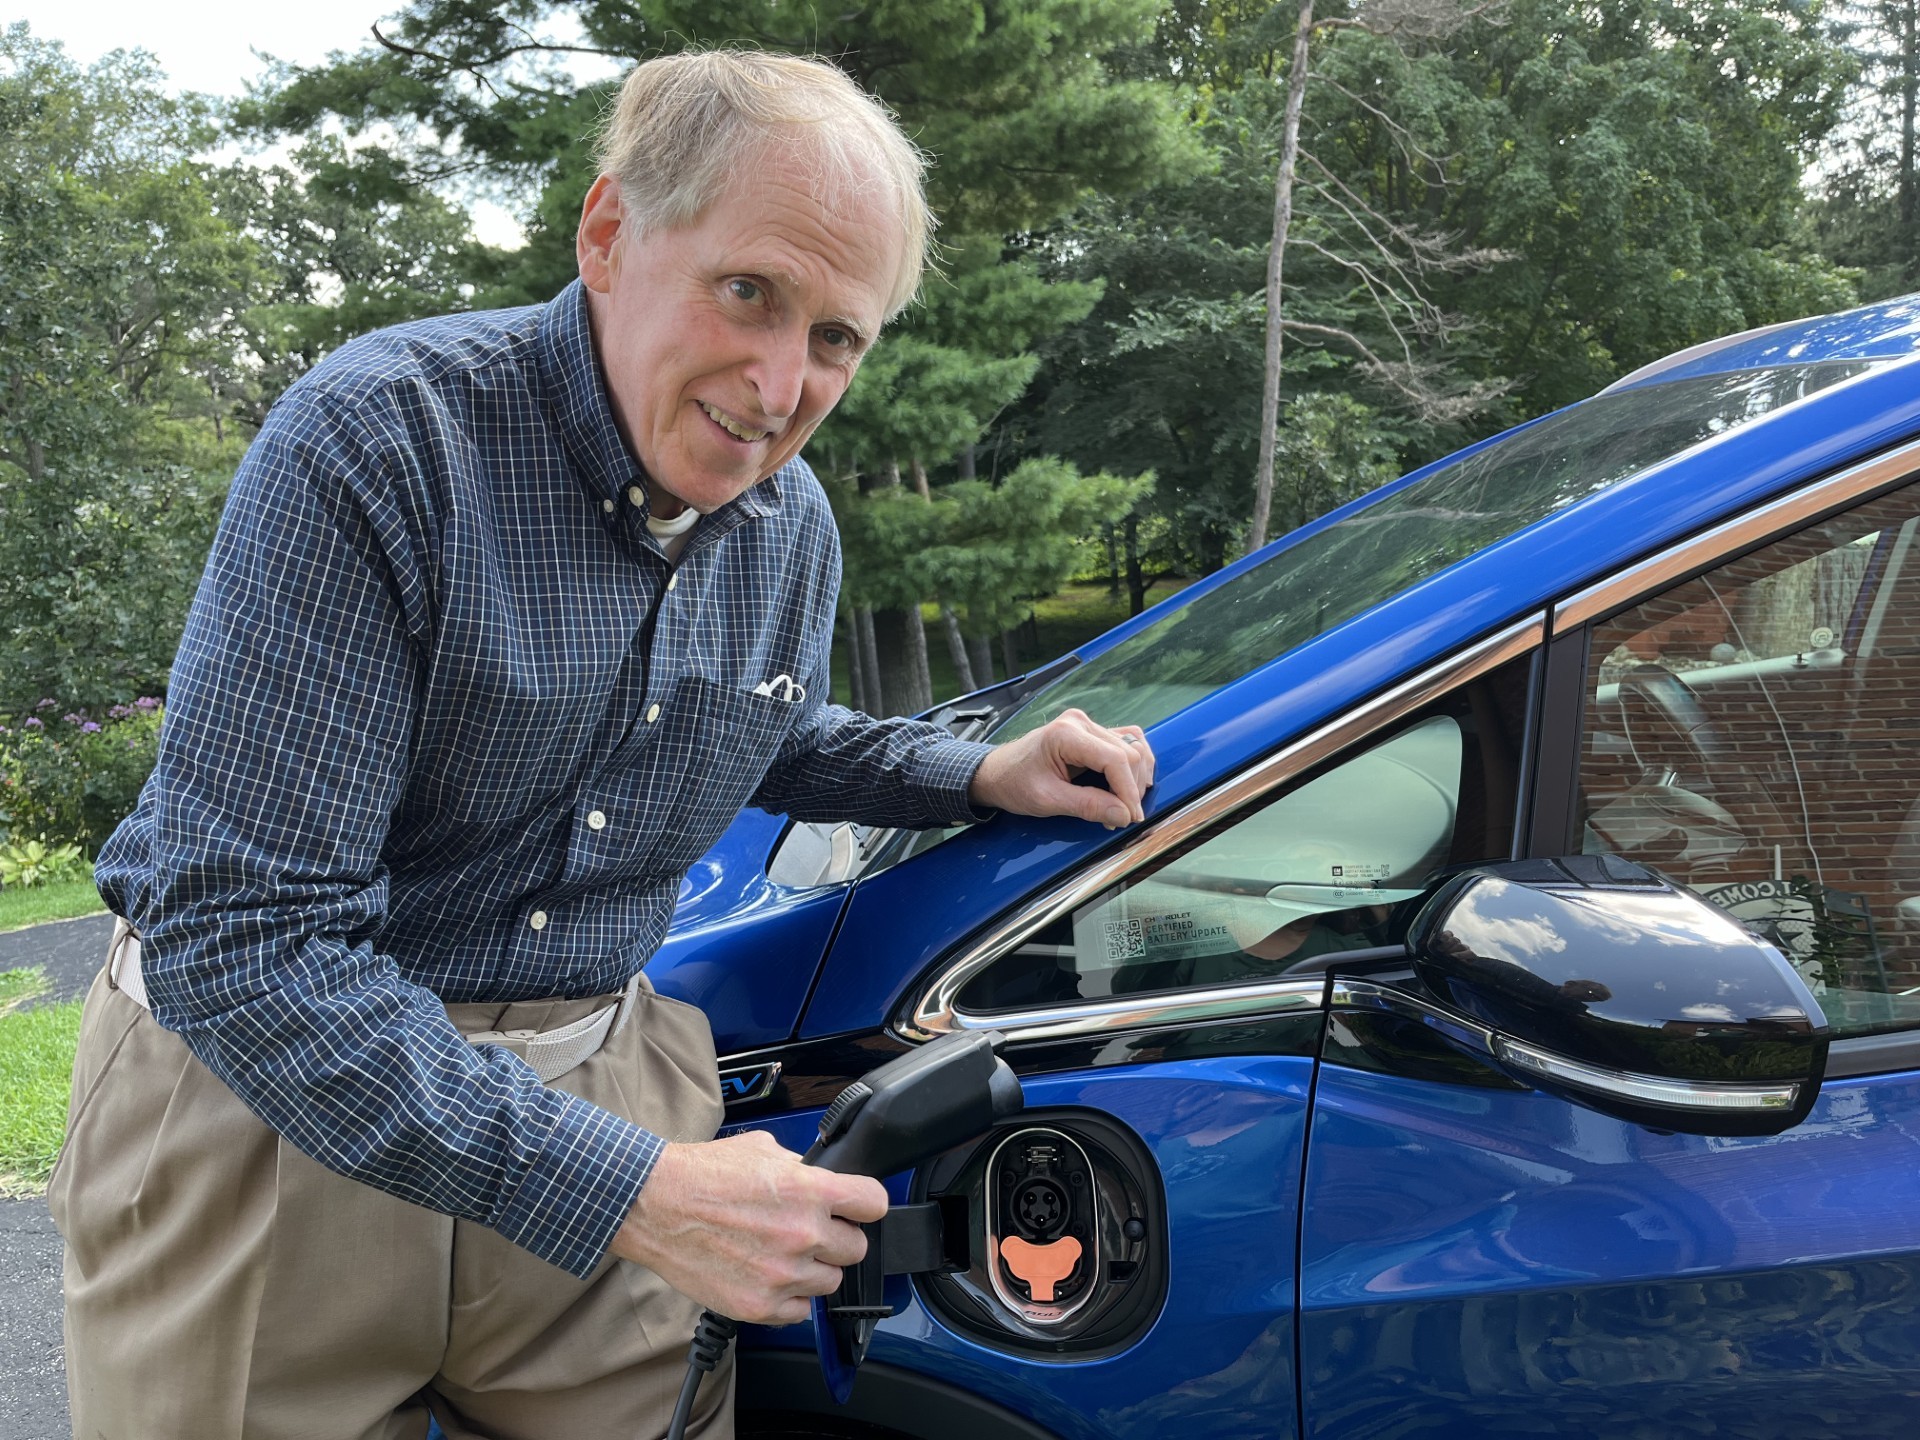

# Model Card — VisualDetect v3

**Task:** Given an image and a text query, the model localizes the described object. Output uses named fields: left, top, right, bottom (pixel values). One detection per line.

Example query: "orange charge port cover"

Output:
left=997, top=1234, right=1082, bottom=1303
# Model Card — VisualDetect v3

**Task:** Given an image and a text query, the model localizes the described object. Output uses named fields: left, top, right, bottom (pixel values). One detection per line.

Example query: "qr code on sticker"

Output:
left=1103, top=918, right=1146, bottom=962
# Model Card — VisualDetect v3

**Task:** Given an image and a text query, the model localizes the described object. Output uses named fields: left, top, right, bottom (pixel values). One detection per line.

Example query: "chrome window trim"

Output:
left=1553, top=436, right=1920, bottom=636
left=899, top=614, right=1546, bottom=1044
left=917, top=978, right=1330, bottom=1044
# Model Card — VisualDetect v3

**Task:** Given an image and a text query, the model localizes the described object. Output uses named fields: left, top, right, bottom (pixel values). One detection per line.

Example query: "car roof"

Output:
left=1603, top=294, right=1920, bottom=392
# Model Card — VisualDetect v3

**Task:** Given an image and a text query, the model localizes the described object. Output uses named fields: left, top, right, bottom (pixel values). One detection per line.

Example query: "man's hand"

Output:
left=609, top=1131, right=888, bottom=1324
left=968, top=708, right=1156, bottom=829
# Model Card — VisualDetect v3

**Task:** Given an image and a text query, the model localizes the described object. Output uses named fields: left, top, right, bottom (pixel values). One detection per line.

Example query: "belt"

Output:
left=106, top=917, right=642, bottom=1085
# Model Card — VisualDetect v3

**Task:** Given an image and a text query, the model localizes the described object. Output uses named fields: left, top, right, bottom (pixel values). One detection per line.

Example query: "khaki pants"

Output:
left=49, top=965, right=733, bottom=1440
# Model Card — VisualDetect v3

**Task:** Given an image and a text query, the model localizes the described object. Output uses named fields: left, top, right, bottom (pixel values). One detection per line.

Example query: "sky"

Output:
left=7, top=1, right=541, bottom=247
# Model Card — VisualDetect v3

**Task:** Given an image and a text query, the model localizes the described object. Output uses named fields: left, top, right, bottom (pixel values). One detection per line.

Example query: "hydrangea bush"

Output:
left=0, top=698, right=162, bottom=857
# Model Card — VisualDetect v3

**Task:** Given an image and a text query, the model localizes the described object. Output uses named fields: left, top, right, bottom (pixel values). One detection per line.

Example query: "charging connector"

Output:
left=662, top=1030, right=1021, bottom=1439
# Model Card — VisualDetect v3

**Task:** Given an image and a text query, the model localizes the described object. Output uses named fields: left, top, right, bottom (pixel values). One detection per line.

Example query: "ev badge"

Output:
left=716, top=1061, right=783, bottom=1106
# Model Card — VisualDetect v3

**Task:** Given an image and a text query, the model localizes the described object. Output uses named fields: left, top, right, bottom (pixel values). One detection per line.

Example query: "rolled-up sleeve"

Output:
left=140, top=385, right=658, bottom=1278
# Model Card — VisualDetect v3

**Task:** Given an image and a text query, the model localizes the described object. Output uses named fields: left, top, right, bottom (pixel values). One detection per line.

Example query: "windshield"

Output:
left=991, top=360, right=1879, bottom=742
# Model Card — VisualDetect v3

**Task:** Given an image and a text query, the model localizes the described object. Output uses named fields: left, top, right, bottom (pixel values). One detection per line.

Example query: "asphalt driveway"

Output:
left=0, top=1197, right=65, bottom=1439
left=0, top=911, right=113, bottom=1006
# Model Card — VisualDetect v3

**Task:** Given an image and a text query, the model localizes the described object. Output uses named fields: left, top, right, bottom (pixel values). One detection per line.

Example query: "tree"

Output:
left=1017, top=37, right=1493, bottom=574
left=828, top=460, right=1151, bottom=712
left=0, top=27, right=257, bottom=714
left=1021, top=0, right=1859, bottom=574
left=1249, top=0, right=1502, bottom=551
left=222, top=137, right=490, bottom=418
left=1435, top=0, right=1857, bottom=414
left=1815, top=2, right=1920, bottom=299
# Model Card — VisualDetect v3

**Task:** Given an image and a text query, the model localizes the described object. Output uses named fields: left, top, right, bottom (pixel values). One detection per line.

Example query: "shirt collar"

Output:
left=537, top=279, right=784, bottom=523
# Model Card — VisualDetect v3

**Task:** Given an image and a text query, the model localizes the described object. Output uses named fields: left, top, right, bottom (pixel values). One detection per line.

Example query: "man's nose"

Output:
left=746, top=327, right=808, bottom=421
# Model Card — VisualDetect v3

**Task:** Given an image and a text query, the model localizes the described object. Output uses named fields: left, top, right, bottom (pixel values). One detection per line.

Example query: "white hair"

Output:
left=595, top=49, right=934, bottom=318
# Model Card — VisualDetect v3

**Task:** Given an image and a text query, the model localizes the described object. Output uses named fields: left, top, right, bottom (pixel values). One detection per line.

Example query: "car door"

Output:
left=1298, top=457, right=1920, bottom=1438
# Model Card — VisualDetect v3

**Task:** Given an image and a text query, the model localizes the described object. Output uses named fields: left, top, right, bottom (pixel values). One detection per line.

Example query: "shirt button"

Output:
left=587, top=809, right=607, bottom=831
left=528, top=910, right=548, bottom=931
left=646, top=703, right=661, bottom=724
left=666, top=573, right=679, bottom=592
left=602, top=498, right=614, bottom=514
left=627, top=485, right=646, bottom=508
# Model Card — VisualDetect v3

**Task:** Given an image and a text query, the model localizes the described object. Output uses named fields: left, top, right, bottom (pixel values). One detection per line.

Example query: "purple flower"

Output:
left=81, top=721, right=101, bottom=733
left=63, top=712, right=84, bottom=726
left=135, top=697, right=160, bottom=711
left=35, top=698, right=56, bottom=711
left=108, top=705, right=131, bottom=720
left=23, top=716, right=42, bottom=729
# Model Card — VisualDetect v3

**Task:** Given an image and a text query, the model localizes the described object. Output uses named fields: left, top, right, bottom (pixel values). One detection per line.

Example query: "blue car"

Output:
left=646, top=299, right=1920, bottom=1438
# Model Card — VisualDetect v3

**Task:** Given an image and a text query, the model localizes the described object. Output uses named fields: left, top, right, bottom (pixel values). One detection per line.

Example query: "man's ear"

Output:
left=577, top=175, right=624, bottom=293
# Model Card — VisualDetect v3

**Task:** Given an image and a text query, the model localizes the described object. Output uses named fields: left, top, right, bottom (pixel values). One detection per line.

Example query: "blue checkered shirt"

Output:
left=95, top=281, right=992, bottom=1278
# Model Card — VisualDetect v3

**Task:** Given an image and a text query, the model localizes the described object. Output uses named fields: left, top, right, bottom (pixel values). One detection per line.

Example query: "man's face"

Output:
left=577, top=160, right=898, bottom=514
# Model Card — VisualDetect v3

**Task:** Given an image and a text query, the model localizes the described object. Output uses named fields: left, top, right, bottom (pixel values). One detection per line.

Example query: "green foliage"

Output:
left=1811, top=2, right=1920, bottom=300
left=1431, top=0, right=1859, bottom=415
left=222, top=136, right=490, bottom=407
left=0, top=27, right=489, bottom=715
left=0, top=701, right=163, bottom=854
left=237, top=2, right=1200, bottom=643
left=1017, top=0, right=1861, bottom=569
left=1016, top=76, right=1428, bottom=572
left=0, top=839, right=87, bottom=891
left=831, top=460, right=1152, bottom=635
left=0, top=28, right=248, bottom=712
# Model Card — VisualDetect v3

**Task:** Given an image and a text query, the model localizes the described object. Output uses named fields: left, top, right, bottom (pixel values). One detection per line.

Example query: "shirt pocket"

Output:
left=640, top=675, right=796, bottom=873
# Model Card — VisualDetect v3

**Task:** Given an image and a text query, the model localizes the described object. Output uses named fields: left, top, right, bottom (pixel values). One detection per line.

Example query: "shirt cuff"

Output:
left=489, top=1089, right=664, bottom=1278
left=904, top=738, right=996, bottom=826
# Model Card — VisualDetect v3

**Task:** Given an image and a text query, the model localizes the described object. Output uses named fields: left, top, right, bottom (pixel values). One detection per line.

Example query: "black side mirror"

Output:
left=1409, top=855, right=1828, bottom=1136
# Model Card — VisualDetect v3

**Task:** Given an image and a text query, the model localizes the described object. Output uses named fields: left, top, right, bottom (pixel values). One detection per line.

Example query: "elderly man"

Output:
left=52, top=50, right=1153, bottom=1440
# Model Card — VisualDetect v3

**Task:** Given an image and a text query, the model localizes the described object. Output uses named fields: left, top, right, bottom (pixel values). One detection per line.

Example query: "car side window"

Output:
left=1578, top=478, right=1920, bottom=1038
left=955, top=655, right=1533, bottom=1012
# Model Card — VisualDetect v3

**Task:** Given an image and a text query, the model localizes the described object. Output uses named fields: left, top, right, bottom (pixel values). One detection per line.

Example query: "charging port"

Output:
left=916, top=1110, right=1165, bottom=1357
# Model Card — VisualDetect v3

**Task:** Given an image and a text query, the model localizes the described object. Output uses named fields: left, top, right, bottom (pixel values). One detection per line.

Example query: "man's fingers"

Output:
left=810, top=1214, right=875, bottom=1270
left=1067, top=716, right=1151, bottom=826
left=824, top=1170, right=890, bottom=1226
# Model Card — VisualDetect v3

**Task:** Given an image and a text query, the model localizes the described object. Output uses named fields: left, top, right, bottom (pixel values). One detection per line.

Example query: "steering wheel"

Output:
left=1615, top=664, right=1727, bottom=775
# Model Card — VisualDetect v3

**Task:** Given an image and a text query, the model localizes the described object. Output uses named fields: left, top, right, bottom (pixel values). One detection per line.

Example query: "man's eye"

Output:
left=729, top=279, right=763, bottom=304
left=818, top=327, right=855, bottom=351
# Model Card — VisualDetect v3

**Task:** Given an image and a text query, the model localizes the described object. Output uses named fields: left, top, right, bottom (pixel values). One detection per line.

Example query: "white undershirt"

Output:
left=646, top=502, right=699, bottom=564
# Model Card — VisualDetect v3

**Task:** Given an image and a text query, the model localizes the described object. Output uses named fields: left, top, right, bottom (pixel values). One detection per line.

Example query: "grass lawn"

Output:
left=0, top=876, right=105, bottom=933
left=0, top=966, right=81, bottom=1197
left=827, top=577, right=1194, bottom=708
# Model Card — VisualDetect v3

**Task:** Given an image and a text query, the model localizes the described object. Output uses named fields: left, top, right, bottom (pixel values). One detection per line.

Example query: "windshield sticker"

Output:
left=1087, top=895, right=1242, bottom=965
left=1328, top=863, right=1394, bottom=881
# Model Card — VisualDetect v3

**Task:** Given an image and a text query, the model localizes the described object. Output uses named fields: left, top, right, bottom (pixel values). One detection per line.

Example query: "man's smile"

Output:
left=698, top=399, right=774, bottom=443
